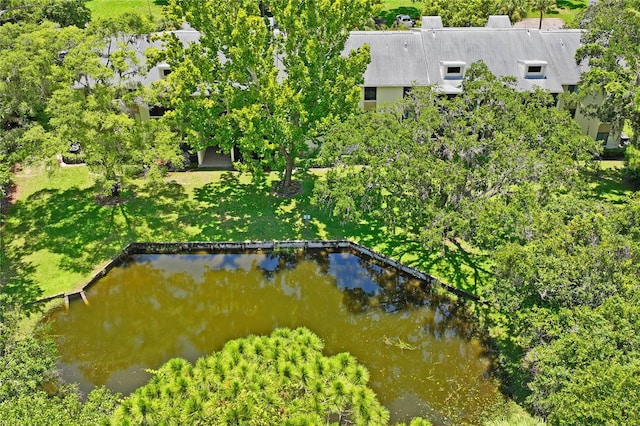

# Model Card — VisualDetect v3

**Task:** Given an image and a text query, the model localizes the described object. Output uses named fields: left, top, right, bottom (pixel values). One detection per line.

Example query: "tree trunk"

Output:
left=279, top=144, right=294, bottom=193
left=283, top=154, right=293, bottom=192
left=539, top=11, right=543, bottom=29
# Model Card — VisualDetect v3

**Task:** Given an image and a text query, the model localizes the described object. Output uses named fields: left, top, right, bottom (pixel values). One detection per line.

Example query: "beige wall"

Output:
left=365, top=85, right=622, bottom=148
left=565, top=92, right=621, bottom=149
left=359, top=86, right=404, bottom=109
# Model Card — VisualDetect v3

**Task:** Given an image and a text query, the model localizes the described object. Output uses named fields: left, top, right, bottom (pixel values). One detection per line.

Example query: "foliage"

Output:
left=487, top=195, right=638, bottom=333
left=625, top=141, right=640, bottom=180
left=526, top=295, right=640, bottom=424
left=0, top=21, right=84, bottom=195
left=112, top=327, right=392, bottom=425
left=481, top=193, right=640, bottom=422
left=421, top=0, right=500, bottom=26
left=498, top=0, right=530, bottom=22
left=0, top=301, right=57, bottom=401
left=43, top=0, right=91, bottom=28
left=529, top=0, right=556, bottom=29
left=317, top=62, right=598, bottom=255
left=315, top=60, right=640, bottom=423
left=159, top=0, right=378, bottom=193
left=0, top=296, right=118, bottom=424
left=31, top=13, right=182, bottom=197
left=0, top=0, right=91, bottom=27
left=576, top=0, right=640, bottom=147
left=0, top=386, right=118, bottom=426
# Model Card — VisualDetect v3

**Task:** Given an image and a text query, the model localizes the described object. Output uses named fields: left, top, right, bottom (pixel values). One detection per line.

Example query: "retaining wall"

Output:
left=35, top=240, right=480, bottom=306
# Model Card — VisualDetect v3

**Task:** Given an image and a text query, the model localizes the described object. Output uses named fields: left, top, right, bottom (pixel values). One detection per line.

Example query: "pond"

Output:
left=46, top=248, right=500, bottom=424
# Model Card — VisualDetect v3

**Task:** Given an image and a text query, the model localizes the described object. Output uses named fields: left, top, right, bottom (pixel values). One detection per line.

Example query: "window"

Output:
left=363, top=87, right=377, bottom=111
left=364, top=87, right=377, bottom=101
left=520, top=60, right=547, bottom=79
left=403, top=87, right=412, bottom=98
left=149, top=105, right=167, bottom=118
left=596, top=132, right=609, bottom=144
left=158, top=66, right=171, bottom=78
left=567, top=85, right=577, bottom=93
left=440, top=61, right=465, bottom=80
left=596, top=124, right=610, bottom=145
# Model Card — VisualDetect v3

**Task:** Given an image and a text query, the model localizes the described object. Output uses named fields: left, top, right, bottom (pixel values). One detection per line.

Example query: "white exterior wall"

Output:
left=574, top=111, right=621, bottom=149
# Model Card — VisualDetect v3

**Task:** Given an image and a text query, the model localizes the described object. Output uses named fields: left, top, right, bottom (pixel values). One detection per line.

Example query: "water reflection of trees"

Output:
left=257, top=248, right=332, bottom=280
left=48, top=250, right=498, bottom=422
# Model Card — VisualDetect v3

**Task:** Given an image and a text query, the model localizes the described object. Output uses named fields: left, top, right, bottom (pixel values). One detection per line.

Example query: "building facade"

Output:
left=140, top=16, right=619, bottom=167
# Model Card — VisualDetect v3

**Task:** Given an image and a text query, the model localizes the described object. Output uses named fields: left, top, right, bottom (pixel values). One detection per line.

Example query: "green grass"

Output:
left=86, top=0, right=166, bottom=19
left=587, top=160, right=635, bottom=204
left=3, top=165, right=489, bottom=300
left=4, top=159, right=630, bottom=302
left=86, top=1, right=586, bottom=29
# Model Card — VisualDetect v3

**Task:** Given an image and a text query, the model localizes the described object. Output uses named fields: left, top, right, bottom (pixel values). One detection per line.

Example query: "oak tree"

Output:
left=39, top=14, right=182, bottom=197
left=577, top=0, right=640, bottom=144
left=317, top=62, right=598, bottom=254
left=159, top=0, right=378, bottom=195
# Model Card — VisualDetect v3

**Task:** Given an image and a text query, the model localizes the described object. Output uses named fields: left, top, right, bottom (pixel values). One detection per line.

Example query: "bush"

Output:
left=601, top=147, right=626, bottom=160
left=61, top=153, right=87, bottom=164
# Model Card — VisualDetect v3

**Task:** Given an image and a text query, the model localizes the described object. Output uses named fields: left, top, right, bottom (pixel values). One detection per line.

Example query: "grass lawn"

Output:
left=86, top=0, right=587, bottom=31
left=86, top=0, right=167, bottom=19
left=3, top=165, right=490, bottom=301
left=587, top=160, right=635, bottom=203
left=541, top=0, right=587, bottom=27
left=3, top=159, right=633, bottom=302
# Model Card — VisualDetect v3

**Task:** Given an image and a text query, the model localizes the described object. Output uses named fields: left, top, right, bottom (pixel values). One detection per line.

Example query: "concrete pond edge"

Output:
left=32, top=240, right=480, bottom=308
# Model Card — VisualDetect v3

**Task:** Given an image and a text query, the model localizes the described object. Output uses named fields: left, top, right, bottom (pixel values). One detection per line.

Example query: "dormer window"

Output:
left=149, top=105, right=167, bottom=119
left=441, top=61, right=466, bottom=80
left=520, top=60, right=547, bottom=79
left=158, top=64, right=171, bottom=79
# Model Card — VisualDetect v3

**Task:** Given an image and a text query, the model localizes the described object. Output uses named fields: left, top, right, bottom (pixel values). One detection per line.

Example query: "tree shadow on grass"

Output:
left=192, top=172, right=332, bottom=241
left=0, top=245, right=42, bottom=306
left=556, top=0, right=586, bottom=10
left=353, top=225, right=492, bottom=296
left=585, top=166, right=635, bottom=204
left=3, top=181, right=196, bottom=296
left=378, top=7, right=422, bottom=26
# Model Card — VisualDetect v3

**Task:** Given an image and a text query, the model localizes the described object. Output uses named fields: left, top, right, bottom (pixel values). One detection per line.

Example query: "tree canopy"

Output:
left=0, top=0, right=91, bottom=28
left=112, top=327, right=394, bottom=425
left=577, top=0, right=640, bottom=143
left=0, top=297, right=118, bottom=425
left=313, top=62, right=640, bottom=423
left=157, top=0, right=378, bottom=194
left=317, top=62, right=598, bottom=254
left=22, top=14, right=183, bottom=197
left=421, top=0, right=501, bottom=27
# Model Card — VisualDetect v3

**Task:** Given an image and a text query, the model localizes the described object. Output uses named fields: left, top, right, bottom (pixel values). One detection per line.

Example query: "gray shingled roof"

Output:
left=138, top=18, right=583, bottom=96
left=420, top=27, right=583, bottom=94
left=344, top=31, right=429, bottom=87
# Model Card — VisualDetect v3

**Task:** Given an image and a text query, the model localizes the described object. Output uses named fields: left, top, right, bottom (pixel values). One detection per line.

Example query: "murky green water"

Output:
left=47, top=250, right=500, bottom=424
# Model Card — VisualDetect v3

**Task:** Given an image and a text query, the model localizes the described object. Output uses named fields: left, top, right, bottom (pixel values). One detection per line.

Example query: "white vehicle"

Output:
left=395, top=14, right=415, bottom=28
